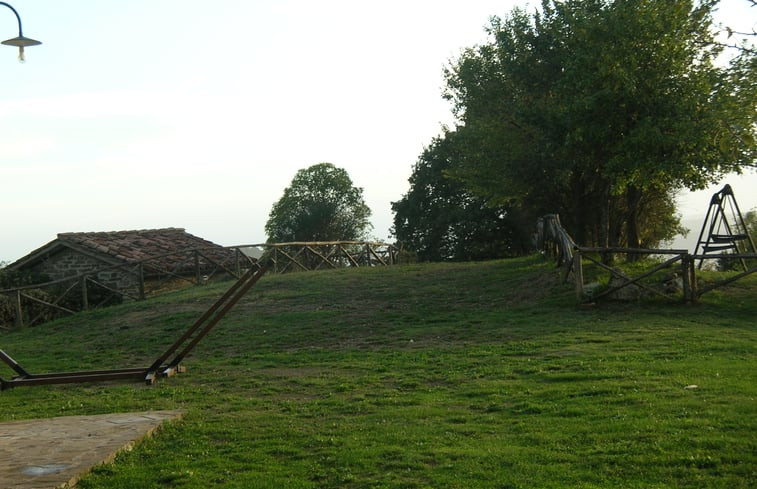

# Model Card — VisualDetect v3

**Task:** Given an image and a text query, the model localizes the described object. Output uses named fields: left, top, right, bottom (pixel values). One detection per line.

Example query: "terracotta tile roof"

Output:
left=56, top=228, right=236, bottom=273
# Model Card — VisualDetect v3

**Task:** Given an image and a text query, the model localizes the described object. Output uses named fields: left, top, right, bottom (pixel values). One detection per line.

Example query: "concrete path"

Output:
left=0, top=410, right=183, bottom=489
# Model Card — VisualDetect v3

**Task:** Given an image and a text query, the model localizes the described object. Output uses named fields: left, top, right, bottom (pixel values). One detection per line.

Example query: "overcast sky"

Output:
left=1, top=0, right=755, bottom=263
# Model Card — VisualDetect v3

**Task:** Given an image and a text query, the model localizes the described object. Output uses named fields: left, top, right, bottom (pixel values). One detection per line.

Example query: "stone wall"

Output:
left=30, top=248, right=141, bottom=299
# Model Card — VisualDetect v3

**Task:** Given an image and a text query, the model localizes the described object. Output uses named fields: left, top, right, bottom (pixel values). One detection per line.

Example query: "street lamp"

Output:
left=1, top=1, right=40, bottom=62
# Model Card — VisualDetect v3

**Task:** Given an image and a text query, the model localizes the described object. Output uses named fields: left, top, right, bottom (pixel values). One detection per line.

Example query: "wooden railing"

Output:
left=534, top=214, right=577, bottom=268
left=258, top=241, right=398, bottom=273
left=0, top=241, right=398, bottom=329
left=1, top=246, right=250, bottom=329
left=534, top=215, right=757, bottom=304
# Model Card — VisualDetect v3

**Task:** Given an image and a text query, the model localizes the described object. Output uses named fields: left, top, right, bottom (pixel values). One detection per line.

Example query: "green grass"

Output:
left=1, top=255, right=755, bottom=488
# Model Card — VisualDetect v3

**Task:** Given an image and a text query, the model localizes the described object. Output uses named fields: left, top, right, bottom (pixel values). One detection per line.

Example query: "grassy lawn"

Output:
left=1, top=255, right=755, bottom=488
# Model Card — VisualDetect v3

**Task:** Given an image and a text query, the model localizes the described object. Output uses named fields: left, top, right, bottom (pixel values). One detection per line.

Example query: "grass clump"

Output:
left=1, top=255, right=755, bottom=488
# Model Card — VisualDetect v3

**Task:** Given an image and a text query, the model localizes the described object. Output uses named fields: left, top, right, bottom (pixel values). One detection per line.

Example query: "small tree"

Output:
left=265, top=163, right=372, bottom=243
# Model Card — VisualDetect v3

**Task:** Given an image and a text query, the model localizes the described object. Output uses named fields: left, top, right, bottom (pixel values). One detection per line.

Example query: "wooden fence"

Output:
left=535, top=214, right=757, bottom=304
left=0, top=241, right=398, bottom=329
left=262, top=241, right=398, bottom=273
left=535, top=214, right=577, bottom=268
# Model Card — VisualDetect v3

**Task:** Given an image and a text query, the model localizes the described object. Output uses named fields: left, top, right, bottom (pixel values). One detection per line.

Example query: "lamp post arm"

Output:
left=0, top=2, right=23, bottom=37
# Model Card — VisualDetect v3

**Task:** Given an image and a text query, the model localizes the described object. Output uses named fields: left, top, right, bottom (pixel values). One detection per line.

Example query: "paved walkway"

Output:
left=0, top=410, right=183, bottom=489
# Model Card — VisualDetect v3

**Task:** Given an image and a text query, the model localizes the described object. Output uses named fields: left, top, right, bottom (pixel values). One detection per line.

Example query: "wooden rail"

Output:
left=535, top=214, right=577, bottom=268
left=0, top=241, right=398, bottom=329
left=535, top=215, right=757, bottom=304
left=572, top=249, right=694, bottom=303
left=258, top=241, right=398, bottom=273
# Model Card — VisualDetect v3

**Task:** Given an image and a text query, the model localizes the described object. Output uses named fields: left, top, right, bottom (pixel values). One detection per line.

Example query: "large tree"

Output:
left=443, top=0, right=756, bottom=248
left=392, top=133, right=530, bottom=261
left=265, top=163, right=372, bottom=242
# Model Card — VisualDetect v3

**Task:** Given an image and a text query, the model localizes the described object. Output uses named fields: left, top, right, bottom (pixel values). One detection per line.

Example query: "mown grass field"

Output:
left=1, top=255, right=755, bottom=488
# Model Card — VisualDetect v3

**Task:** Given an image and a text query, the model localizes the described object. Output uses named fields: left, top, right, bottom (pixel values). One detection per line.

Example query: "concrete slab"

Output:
left=0, top=410, right=183, bottom=489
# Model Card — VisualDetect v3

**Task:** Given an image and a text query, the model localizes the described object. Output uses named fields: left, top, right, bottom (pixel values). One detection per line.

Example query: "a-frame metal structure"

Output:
left=693, top=184, right=756, bottom=270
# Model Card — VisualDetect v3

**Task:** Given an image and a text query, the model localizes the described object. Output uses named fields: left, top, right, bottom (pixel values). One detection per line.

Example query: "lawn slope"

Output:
left=1, top=255, right=755, bottom=488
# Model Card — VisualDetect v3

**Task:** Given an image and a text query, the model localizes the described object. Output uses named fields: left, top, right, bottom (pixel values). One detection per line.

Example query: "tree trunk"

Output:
left=599, top=185, right=612, bottom=264
left=569, top=172, right=586, bottom=246
left=609, top=194, right=623, bottom=249
left=625, top=186, right=643, bottom=261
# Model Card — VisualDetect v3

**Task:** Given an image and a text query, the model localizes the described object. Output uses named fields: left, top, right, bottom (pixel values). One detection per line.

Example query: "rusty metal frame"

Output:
left=0, top=262, right=268, bottom=391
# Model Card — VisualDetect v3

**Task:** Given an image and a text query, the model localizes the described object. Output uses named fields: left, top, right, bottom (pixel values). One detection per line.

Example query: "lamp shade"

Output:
left=2, top=35, right=41, bottom=47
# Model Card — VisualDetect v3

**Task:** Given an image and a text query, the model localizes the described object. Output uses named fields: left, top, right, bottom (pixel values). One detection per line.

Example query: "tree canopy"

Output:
left=392, top=133, right=530, bottom=261
left=265, top=163, right=372, bottom=243
left=439, top=0, right=756, bottom=248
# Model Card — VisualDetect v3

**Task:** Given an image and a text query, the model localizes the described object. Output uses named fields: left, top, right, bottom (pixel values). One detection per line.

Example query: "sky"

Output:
left=1, top=0, right=755, bottom=263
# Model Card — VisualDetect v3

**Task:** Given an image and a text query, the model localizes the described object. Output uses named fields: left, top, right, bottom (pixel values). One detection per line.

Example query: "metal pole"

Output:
left=0, top=2, right=24, bottom=37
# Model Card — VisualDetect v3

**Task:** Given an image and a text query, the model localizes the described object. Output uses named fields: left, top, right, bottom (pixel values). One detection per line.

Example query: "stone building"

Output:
left=7, top=228, right=237, bottom=299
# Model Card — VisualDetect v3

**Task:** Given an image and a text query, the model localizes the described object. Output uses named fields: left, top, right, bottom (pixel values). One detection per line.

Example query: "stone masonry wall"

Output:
left=30, top=248, right=141, bottom=299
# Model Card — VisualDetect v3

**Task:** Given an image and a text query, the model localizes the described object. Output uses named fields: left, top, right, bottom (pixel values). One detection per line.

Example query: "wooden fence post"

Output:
left=688, top=255, right=698, bottom=304
left=14, top=289, right=23, bottom=329
left=681, top=254, right=692, bottom=303
left=574, top=251, right=584, bottom=301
